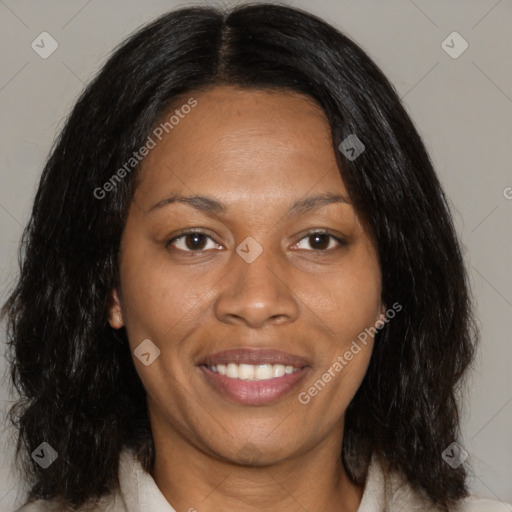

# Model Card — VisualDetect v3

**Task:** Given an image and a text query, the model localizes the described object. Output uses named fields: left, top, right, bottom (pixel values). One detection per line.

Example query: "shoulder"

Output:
left=15, top=500, right=60, bottom=512
left=13, top=449, right=142, bottom=512
left=360, top=452, right=512, bottom=512
left=14, top=492, right=122, bottom=512
left=458, top=496, right=512, bottom=511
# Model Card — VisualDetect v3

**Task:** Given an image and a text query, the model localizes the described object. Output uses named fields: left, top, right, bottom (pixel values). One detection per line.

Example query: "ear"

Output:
left=108, top=288, right=125, bottom=329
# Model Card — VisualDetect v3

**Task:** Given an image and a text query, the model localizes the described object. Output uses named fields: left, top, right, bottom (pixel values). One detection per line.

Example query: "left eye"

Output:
left=293, top=231, right=346, bottom=251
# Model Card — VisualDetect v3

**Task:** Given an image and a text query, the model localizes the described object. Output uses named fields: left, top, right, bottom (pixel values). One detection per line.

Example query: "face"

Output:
left=109, top=85, right=384, bottom=466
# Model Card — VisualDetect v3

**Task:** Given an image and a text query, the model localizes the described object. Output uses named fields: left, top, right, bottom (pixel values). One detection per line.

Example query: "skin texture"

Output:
left=108, top=86, right=384, bottom=512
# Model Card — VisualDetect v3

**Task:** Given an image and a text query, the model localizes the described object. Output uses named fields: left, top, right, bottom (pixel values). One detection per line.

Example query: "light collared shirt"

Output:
left=16, top=449, right=511, bottom=511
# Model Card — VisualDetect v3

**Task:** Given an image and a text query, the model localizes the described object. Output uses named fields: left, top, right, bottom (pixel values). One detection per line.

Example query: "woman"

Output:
left=3, top=3, right=509, bottom=511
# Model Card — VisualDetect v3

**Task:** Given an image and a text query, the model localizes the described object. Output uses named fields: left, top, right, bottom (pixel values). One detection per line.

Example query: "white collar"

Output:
left=118, top=449, right=176, bottom=511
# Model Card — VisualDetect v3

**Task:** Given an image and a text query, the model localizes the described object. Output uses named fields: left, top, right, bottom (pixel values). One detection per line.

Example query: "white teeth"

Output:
left=255, top=364, right=274, bottom=380
left=274, top=365, right=286, bottom=378
left=209, top=363, right=301, bottom=381
left=238, top=364, right=255, bottom=380
left=226, top=363, right=238, bottom=378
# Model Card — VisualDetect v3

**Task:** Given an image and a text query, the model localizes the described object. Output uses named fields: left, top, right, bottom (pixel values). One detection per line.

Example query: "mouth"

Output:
left=197, top=348, right=311, bottom=405
left=201, top=362, right=303, bottom=381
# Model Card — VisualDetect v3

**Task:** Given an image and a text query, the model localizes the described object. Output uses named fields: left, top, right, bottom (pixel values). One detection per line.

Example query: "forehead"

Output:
left=135, top=86, right=348, bottom=207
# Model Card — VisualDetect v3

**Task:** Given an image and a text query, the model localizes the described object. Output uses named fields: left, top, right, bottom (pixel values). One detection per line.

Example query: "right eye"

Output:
left=166, top=230, right=222, bottom=253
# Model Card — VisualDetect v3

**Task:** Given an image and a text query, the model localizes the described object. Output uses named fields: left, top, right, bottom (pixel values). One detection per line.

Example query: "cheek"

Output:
left=117, top=231, right=185, bottom=342
left=118, top=233, right=223, bottom=353
left=306, top=250, right=382, bottom=347
left=336, top=275, right=382, bottom=339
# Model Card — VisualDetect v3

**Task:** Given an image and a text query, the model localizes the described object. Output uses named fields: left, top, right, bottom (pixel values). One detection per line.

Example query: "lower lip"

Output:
left=199, top=365, right=310, bottom=405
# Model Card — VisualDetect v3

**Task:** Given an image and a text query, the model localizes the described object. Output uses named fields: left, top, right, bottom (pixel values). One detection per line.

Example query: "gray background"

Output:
left=0, top=0, right=511, bottom=509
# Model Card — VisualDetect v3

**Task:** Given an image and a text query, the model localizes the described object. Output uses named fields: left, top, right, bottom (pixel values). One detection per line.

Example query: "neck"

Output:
left=150, top=427, right=363, bottom=512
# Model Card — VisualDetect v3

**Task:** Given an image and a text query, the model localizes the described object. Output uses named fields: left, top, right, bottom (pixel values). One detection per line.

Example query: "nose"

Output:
left=213, top=243, right=300, bottom=329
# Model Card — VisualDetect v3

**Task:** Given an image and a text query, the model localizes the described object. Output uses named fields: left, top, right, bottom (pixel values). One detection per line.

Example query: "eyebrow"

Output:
left=147, top=191, right=350, bottom=216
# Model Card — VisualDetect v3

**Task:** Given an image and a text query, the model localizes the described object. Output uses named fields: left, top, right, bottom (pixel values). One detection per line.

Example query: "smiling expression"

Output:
left=108, top=85, right=384, bottom=464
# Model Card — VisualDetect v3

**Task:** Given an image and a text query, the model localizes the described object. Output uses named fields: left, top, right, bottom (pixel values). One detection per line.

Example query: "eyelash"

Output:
left=166, top=229, right=347, bottom=254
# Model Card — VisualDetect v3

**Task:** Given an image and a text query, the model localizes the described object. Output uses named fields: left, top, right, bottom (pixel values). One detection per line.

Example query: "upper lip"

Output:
left=199, top=348, right=311, bottom=368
